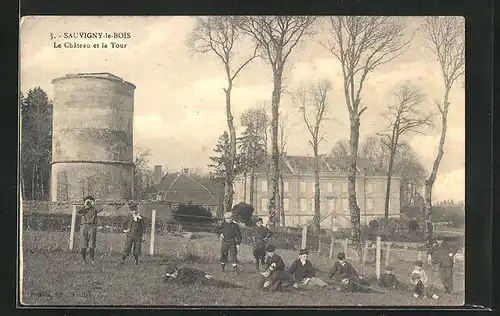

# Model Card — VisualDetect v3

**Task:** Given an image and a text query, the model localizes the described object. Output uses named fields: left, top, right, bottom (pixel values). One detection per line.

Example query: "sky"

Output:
left=19, top=16, right=465, bottom=202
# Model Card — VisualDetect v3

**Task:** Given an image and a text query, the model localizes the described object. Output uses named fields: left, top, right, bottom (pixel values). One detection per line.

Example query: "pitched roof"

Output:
left=150, top=172, right=218, bottom=205
left=252, top=155, right=389, bottom=177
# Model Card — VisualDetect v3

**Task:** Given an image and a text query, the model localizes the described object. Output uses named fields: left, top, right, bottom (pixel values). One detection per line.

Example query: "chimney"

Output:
left=154, top=165, right=163, bottom=185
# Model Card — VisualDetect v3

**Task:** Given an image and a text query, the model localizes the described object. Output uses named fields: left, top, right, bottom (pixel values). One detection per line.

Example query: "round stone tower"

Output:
left=51, top=73, right=135, bottom=201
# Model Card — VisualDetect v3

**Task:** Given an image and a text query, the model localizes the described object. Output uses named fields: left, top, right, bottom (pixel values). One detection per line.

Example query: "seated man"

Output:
left=287, top=248, right=329, bottom=290
left=329, top=252, right=373, bottom=292
left=259, top=244, right=294, bottom=291
left=163, top=264, right=243, bottom=289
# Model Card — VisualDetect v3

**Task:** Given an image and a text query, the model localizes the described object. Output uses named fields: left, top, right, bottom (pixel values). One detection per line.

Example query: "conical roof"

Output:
left=156, top=172, right=218, bottom=205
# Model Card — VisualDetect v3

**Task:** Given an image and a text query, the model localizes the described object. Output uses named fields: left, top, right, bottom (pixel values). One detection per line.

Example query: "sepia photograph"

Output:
left=19, top=15, right=465, bottom=306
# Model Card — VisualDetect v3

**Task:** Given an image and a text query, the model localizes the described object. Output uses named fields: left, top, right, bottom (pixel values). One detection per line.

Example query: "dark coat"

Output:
left=329, top=261, right=359, bottom=281
left=287, top=259, right=316, bottom=282
left=218, top=222, right=242, bottom=245
left=264, top=253, right=285, bottom=271
left=432, top=243, right=456, bottom=267
left=77, top=205, right=102, bottom=224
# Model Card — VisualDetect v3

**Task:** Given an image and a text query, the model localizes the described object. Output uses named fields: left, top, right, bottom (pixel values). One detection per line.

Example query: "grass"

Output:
left=20, top=230, right=464, bottom=307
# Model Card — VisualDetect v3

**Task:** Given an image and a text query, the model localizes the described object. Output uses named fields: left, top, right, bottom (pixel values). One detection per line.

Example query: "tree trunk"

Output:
left=313, top=144, right=321, bottom=250
left=249, top=166, right=255, bottom=207
left=279, top=169, right=286, bottom=227
left=384, top=145, right=396, bottom=224
left=425, top=99, right=449, bottom=253
left=243, top=171, right=247, bottom=203
left=224, top=85, right=236, bottom=214
left=348, top=117, right=362, bottom=256
left=268, top=70, right=283, bottom=228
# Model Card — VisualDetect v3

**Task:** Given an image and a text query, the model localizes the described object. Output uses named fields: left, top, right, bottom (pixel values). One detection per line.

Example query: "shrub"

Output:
left=408, top=220, right=420, bottom=233
left=173, top=204, right=215, bottom=223
left=232, top=203, right=254, bottom=226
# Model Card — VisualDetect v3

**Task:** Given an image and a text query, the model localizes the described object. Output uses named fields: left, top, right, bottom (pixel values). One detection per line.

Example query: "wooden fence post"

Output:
left=375, top=236, right=381, bottom=279
left=417, top=250, right=422, bottom=261
left=329, top=235, right=334, bottom=259
left=69, top=205, right=77, bottom=251
left=301, top=225, right=308, bottom=249
left=318, top=234, right=322, bottom=253
left=362, top=241, right=369, bottom=275
left=150, top=209, right=156, bottom=256
left=385, top=242, right=392, bottom=267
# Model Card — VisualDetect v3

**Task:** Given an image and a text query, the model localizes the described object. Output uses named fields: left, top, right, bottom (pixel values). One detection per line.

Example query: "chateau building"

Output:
left=233, top=155, right=401, bottom=229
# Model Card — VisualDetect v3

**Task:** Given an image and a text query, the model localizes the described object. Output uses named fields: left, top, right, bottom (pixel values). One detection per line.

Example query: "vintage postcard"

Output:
left=19, top=16, right=465, bottom=306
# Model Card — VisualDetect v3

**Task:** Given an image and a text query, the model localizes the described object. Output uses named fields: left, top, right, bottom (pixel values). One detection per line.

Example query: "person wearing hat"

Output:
left=329, top=252, right=370, bottom=292
left=252, top=217, right=273, bottom=271
left=430, top=235, right=457, bottom=294
left=163, top=263, right=243, bottom=288
left=76, top=195, right=103, bottom=264
left=118, top=202, right=145, bottom=265
left=217, top=212, right=242, bottom=275
left=287, top=248, right=328, bottom=290
left=377, top=266, right=400, bottom=290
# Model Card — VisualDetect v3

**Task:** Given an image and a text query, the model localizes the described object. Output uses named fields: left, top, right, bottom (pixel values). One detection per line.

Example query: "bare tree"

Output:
left=189, top=16, right=260, bottom=214
left=324, top=16, right=411, bottom=255
left=133, top=146, right=153, bottom=200
left=422, top=16, right=464, bottom=252
left=239, top=16, right=317, bottom=227
left=330, top=139, right=350, bottom=159
left=278, top=113, right=289, bottom=227
left=293, top=80, right=332, bottom=242
left=378, top=83, right=434, bottom=224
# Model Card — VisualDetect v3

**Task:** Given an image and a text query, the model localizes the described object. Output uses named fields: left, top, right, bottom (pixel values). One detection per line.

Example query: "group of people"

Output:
left=75, top=199, right=457, bottom=299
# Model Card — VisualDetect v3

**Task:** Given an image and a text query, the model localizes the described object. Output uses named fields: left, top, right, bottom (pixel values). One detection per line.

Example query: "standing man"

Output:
left=119, top=202, right=145, bottom=265
left=253, top=217, right=273, bottom=271
left=76, top=196, right=103, bottom=264
left=431, top=235, right=457, bottom=294
left=218, top=212, right=242, bottom=275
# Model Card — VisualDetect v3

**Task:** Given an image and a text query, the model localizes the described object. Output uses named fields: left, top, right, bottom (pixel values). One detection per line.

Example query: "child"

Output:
left=164, top=264, right=243, bottom=288
left=119, top=202, right=145, bottom=265
left=431, top=235, right=457, bottom=294
left=253, top=218, right=273, bottom=271
left=288, top=248, right=328, bottom=290
left=218, top=212, right=242, bottom=275
left=410, top=260, right=439, bottom=299
left=259, top=244, right=293, bottom=291
left=329, top=252, right=372, bottom=292
left=76, top=196, right=103, bottom=264
left=378, top=266, right=400, bottom=290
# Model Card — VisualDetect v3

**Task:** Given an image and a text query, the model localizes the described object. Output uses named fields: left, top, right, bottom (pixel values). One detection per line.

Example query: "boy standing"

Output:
left=218, top=212, right=242, bottom=275
left=431, top=235, right=456, bottom=294
left=76, top=196, right=103, bottom=264
left=119, top=202, right=145, bottom=265
left=253, top=217, right=273, bottom=271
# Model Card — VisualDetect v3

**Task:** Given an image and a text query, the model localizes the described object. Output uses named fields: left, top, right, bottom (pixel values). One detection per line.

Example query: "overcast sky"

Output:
left=20, top=16, right=465, bottom=202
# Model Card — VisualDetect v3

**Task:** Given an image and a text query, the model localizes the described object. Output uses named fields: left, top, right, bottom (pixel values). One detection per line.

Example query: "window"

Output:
left=300, top=198, right=308, bottom=213
left=327, top=182, right=333, bottom=193
left=326, top=198, right=335, bottom=213
left=311, top=182, right=316, bottom=193
left=261, top=180, right=268, bottom=193
left=260, top=198, right=268, bottom=213
left=283, top=181, right=289, bottom=193
left=309, top=199, right=315, bottom=211
left=366, top=183, right=374, bottom=194
left=342, top=182, right=348, bottom=194
left=366, top=198, right=374, bottom=213
left=300, top=181, right=306, bottom=193
left=341, top=198, right=349, bottom=212
left=283, top=198, right=290, bottom=212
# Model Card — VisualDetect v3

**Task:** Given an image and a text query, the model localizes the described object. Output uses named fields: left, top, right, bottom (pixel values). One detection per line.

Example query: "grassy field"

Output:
left=20, top=230, right=464, bottom=306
